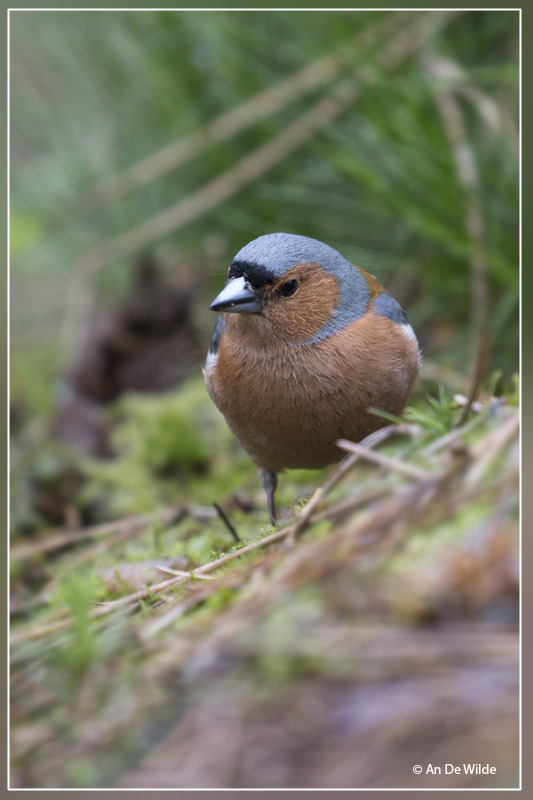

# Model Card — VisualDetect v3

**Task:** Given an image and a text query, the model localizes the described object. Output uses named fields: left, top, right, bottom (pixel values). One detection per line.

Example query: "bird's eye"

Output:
left=279, top=279, right=299, bottom=298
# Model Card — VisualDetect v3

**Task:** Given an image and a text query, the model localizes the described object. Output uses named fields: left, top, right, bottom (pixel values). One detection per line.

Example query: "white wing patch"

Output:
left=205, top=348, right=218, bottom=370
left=400, top=323, right=418, bottom=343
left=400, top=323, right=422, bottom=366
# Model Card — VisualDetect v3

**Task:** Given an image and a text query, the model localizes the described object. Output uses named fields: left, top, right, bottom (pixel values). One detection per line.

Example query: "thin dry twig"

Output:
left=465, top=412, right=520, bottom=487
left=10, top=572, right=190, bottom=646
left=139, top=585, right=232, bottom=639
left=213, top=503, right=240, bottom=543
left=458, top=330, right=491, bottom=425
left=311, top=485, right=390, bottom=524
left=291, top=424, right=417, bottom=539
left=336, top=439, right=430, bottom=481
left=155, top=566, right=215, bottom=581
left=421, top=411, right=487, bottom=456
left=10, top=521, right=298, bottom=646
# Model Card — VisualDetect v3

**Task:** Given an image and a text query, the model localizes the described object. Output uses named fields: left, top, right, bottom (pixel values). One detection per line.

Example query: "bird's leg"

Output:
left=259, top=468, right=278, bottom=526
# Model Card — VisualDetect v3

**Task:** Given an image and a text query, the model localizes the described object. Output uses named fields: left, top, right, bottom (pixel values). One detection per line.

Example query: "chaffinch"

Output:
left=204, top=233, right=420, bottom=525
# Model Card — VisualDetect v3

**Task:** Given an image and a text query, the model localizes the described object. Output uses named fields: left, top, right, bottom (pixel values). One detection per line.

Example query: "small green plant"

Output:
left=405, top=385, right=462, bottom=434
left=52, top=571, right=99, bottom=675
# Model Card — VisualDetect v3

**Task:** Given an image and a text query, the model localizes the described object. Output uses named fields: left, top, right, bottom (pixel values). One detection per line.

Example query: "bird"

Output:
left=203, top=233, right=420, bottom=526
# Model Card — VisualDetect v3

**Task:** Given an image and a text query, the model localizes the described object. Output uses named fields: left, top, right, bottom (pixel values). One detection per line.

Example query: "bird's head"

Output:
left=209, top=233, right=370, bottom=345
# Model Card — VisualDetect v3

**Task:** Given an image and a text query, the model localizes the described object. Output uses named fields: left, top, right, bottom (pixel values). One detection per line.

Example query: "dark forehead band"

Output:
left=228, top=260, right=276, bottom=289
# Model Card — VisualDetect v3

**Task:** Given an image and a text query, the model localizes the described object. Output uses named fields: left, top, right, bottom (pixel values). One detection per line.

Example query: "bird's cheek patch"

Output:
left=265, top=267, right=340, bottom=343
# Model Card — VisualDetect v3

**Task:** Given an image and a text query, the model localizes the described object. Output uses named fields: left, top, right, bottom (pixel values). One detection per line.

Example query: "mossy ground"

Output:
left=10, top=374, right=519, bottom=788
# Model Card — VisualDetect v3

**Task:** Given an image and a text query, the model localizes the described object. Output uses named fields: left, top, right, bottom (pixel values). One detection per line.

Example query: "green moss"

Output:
left=203, top=585, right=239, bottom=612
left=112, top=383, right=212, bottom=475
left=80, top=375, right=256, bottom=518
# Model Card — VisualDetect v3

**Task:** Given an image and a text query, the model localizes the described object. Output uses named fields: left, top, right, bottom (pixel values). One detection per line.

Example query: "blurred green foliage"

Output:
left=11, top=9, right=519, bottom=387
left=52, top=570, right=99, bottom=674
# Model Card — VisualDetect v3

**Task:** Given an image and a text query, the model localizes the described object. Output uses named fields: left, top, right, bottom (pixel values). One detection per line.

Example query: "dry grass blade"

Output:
left=465, top=412, right=519, bottom=487
left=155, top=566, right=215, bottom=580
left=426, top=52, right=491, bottom=421
left=213, top=503, right=240, bottom=543
left=10, top=572, right=191, bottom=646
left=292, top=424, right=416, bottom=539
left=10, top=526, right=293, bottom=645
left=139, top=592, right=215, bottom=639
left=311, top=485, right=390, bottom=524
left=421, top=411, right=487, bottom=456
left=425, top=54, right=519, bottom=154
left=457, top=330, right=491, bottom=425
left=10, top=506, right=186, bottom=562
left=336, top=438, right=430, bottom=480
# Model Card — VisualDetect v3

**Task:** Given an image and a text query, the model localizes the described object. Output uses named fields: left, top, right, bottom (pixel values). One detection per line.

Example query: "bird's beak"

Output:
left=209, top=276, right=262, bottom=314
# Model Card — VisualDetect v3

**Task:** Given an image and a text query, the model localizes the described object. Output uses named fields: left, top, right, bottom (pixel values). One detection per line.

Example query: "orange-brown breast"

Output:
left=205, top=309, right=419, bottom=474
